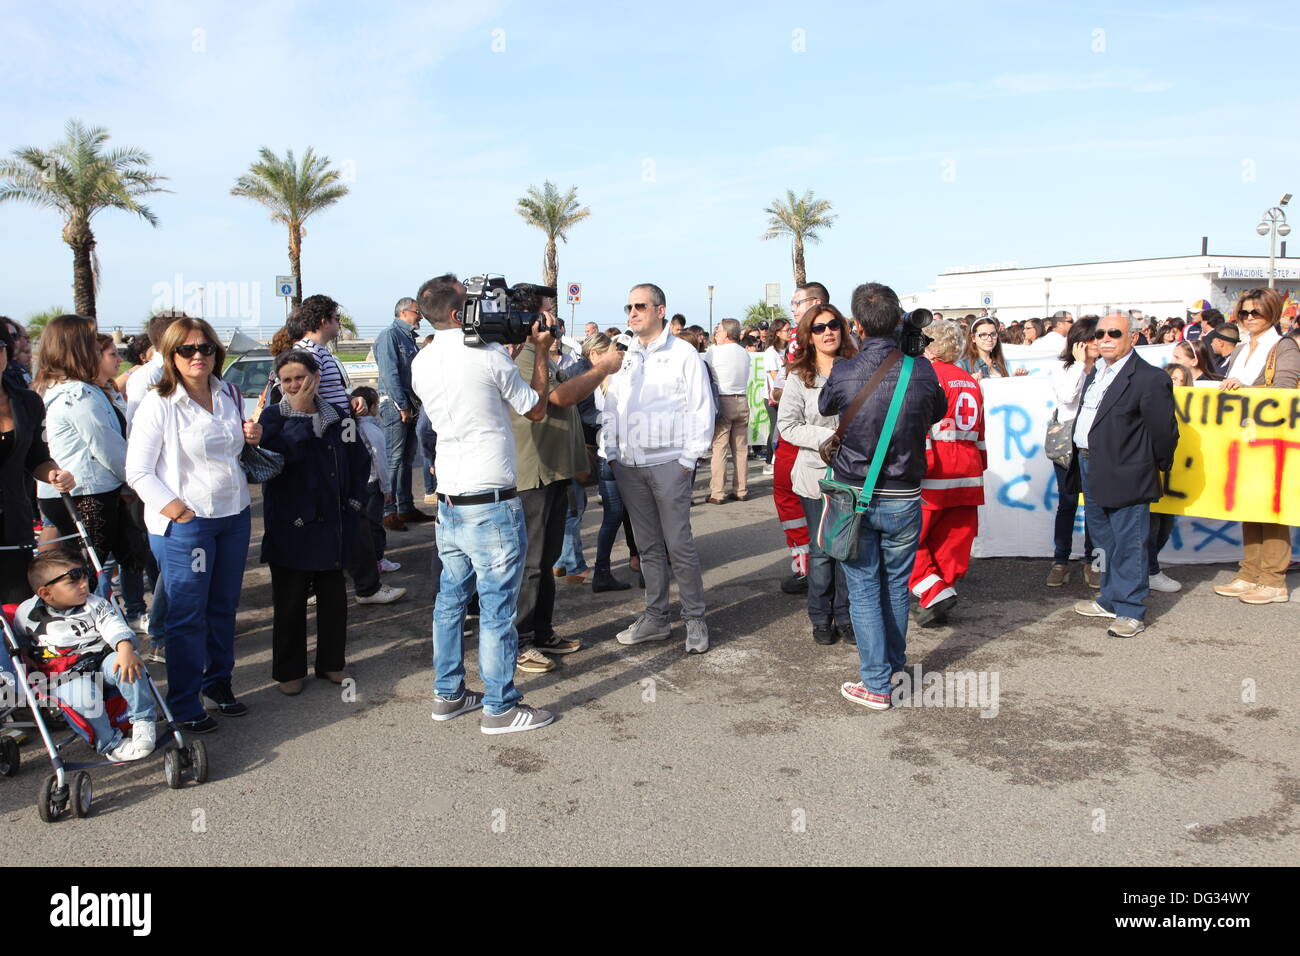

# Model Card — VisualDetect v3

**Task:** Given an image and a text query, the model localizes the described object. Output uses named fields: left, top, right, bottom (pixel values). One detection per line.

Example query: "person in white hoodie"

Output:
left=600, top=283, right=715, bottom=655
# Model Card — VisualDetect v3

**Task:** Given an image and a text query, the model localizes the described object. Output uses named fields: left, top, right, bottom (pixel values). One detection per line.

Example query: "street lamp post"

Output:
left=1044, top=277, right=1051, bottom=318
left=1256, top=195, right=1293, bottom=289
left=707, top=285, right=714, bottom=332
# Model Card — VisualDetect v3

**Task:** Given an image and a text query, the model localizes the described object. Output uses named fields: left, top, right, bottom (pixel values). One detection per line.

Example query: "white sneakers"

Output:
left=357, top=584, right=407, bottom=605
left=106, top=722, right=156, bottom=763
left=378, top=558, right=402, bottom=574
left=1147, top=572, right=1182, bottom=593
left=126, top=614, right=150, bottom=634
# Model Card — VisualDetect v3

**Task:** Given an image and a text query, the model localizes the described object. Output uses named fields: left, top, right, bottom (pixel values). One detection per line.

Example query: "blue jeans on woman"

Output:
left=595, top=460, right=628, bottom=572
left=557, top=480, right=589, bottom=574
left=839, top=496, right=923, bottom=695
left=148, top=508, right=251, bottom=722
left=800, top=496, right=851, bottom=630
left=118, top=551, right=159, bottom=620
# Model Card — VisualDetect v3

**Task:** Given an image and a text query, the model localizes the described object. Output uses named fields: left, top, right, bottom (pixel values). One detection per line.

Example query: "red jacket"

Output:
left=921, top=360, right=986, bottom=507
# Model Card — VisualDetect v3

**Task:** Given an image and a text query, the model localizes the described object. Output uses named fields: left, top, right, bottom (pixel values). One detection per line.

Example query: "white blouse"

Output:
left=1049, top=360, right=1089, bottom=423
left=1225, top=326, right=1281, bottom=386
left=126, top=376, right=250, bottom=536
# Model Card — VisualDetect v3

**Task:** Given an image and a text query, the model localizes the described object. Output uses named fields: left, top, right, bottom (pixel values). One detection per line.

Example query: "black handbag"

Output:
left=1044, top=410, right=1075, bottom=470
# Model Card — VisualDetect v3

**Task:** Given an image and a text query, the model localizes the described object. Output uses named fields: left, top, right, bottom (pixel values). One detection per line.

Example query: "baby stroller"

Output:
left=0, top=494, right=208, bottom=822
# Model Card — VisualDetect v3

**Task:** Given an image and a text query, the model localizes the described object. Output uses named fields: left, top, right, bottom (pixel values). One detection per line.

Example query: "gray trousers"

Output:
left=613, top=460, right=706, bottom=621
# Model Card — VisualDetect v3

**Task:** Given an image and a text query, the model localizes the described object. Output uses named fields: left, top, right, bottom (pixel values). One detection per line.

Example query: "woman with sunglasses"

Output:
left=1045, top=317, right=1100, bottom=588
left=777, top=304, right=857, bottom=644
left=0, top=320, right=76, bottom=603
left=1171, top=338, right=1222, bottom=383
left=958, top=318, right=1011, bottom=379
left=126, top=317, right=263, bottom=733
left=1213, top=288, right=1300, bottom=605
left=33, top=316, right=130, bottom=592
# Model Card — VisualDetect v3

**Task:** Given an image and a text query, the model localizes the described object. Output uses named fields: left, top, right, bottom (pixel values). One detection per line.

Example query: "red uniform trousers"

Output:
left=909, top=504, right=978, bottom=608
left=773, top=439, right=809, bottom=575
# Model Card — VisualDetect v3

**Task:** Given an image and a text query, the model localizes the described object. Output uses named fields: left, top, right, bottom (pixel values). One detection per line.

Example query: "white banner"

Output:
left=1000, top=342, right=1175, bottom=376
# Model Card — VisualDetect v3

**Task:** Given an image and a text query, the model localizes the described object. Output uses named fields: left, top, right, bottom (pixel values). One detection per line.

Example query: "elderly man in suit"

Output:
left=1070, top=313, right=1179, bottom=638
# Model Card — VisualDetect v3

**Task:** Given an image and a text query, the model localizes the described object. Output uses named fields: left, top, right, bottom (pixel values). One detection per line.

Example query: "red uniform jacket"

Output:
left=921, top=360, right=986, bottom=508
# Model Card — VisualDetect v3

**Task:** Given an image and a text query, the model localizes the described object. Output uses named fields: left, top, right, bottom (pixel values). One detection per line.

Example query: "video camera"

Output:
left=461, top=274, right=558, bottom=347
left=897, top=308, right=932, bottom=358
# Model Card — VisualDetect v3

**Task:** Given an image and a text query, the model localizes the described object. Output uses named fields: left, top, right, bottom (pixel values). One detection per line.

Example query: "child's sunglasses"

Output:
left=41, top=566, right=94, bottom=588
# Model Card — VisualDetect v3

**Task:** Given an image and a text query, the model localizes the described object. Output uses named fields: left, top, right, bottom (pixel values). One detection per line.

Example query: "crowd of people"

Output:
left=0, top=278, right=1296, bottom=747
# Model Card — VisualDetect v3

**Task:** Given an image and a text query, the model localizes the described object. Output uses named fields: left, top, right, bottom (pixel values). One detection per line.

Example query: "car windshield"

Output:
left=225, top=358, right=272, bottom=397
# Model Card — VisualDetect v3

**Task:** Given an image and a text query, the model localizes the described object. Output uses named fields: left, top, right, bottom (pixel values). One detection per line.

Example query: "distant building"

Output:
left=906, top=250, right=1300, bottom=321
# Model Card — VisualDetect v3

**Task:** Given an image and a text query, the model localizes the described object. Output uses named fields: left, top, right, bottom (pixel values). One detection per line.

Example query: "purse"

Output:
left=1043, top=409, right=1075, bottom=470
left=819, top=351, right=902, bottom=466
left=222, top=380, right=284, bottom=483
left=816, top=354, right=914, bottom=562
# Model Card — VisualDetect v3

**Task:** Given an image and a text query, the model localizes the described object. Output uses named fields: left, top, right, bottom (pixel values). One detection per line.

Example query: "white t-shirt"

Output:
left=411, top=329, right=538, bottom=495
left=705, top=342, right=752, bottom=395
left=125, top=353, right=164, bottom=428
left=763, top=346, right=784, bottom=401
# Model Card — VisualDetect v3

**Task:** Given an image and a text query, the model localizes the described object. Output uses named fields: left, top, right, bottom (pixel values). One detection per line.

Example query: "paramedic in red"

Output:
left=910, top=319, right=986, bottom=627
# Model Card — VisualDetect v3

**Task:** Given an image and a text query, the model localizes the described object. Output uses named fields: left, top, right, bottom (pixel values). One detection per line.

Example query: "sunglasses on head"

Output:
left=42, top=566, right=93, bottom=588
left=176, top=342, right=217, bottom=358
left=623, top=302, right=651, bottom=315
left=810, top=318, right=843, bottom=334
left=1091, top=329, right=1126, bottom=340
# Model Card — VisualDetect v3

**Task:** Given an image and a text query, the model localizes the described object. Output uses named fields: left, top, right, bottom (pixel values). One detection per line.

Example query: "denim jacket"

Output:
left=375, top=317, right=420, bottom=411
left=38, top=380, right=128, bottom=498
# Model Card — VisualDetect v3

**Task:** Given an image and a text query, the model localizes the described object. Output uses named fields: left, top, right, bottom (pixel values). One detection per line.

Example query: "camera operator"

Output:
left=409, top=273, right=554, bottom=735
left=819, top=283, right=946, bottom=712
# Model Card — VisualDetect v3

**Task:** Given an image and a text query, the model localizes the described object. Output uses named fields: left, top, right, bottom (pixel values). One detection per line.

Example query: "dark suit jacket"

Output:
left=0, top=380, right=52, bottom=550
left=1080, top=353, right=1178, bottom=509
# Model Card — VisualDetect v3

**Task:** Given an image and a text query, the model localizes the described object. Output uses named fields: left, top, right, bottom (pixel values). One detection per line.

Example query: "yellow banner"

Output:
left=1152, top=386, right=1300, bottom=525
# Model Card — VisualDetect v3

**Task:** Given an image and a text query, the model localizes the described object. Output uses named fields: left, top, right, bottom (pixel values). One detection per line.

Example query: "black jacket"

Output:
left=1, top=380, right=51, bottom=552
left=257, top=401, right=370, bottom=571
left=1078, top=353, right=1179, bottom=509
left=818, top=337, right=946, bottom=490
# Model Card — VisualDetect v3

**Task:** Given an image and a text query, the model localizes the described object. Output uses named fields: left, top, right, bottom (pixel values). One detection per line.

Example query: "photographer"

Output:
left=410, top=273, right=554, bottom=735
left=819, top=283, right=946, bottom=712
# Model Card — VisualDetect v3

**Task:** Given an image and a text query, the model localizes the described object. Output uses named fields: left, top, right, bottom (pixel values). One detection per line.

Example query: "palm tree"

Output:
left=762, top=189, right=836, bottom=288
left=744, top=302, right=789, bottom=328
left=0, top=120, right=168, bottom=319
left=25, top=306, right=65, bottom=342
left=230, top=147, right=349, bottom=308
left=515, top=181, right=591, bottom=290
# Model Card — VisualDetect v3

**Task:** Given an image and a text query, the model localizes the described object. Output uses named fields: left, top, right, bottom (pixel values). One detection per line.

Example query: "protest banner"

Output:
left=1001, top=343, right=1174, bottom=376
left=748, top=353, right=768, bottom=445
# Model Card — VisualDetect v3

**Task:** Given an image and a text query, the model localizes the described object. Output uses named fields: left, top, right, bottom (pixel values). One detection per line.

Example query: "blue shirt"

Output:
left=375, top=317, right=420, bottom=411
left=1074, top=350, right=1135, bottom=450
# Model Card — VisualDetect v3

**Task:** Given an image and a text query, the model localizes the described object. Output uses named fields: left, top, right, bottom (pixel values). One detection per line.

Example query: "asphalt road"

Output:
left=5, top=464, right=1296, bottom=866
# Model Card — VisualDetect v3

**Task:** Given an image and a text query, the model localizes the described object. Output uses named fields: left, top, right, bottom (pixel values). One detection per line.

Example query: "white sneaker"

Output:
left=106, top=738, right=148, bottom=762
left=127, top=613, right=150, bottom=634
left=357, top=584, right=407, bottom=605
left=378, top=558, right=402, bottom=574
left=307, top=593, right=317, bottom=607
left=1148, top=572, right=1182, bottom=593
left=132, top=720, right=157, bottom=756
left=761, top=464, right=774, bottom=476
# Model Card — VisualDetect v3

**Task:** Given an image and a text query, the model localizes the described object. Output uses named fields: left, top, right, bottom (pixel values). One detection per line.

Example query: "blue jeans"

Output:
left=148, top=508, right=251, bottom=722
left=432, top=496, right=526, bottom=715
left=800, top=496, right=851, bottom=629
left=1147, top=511, right=1174, bottom=576
left=839, top=497, right=922, bottom=695
left=556, top=480, right=589, bottom=573
left=118, top=551, right=159, bottom=620
left=380, top=401, right=417, bottom=516
left=417, top=407, right=437, bottom=495
left=1079, top=455, right=1150, bottom=620
left=52, top=651, right=158, bottom=754
left=595, top=460, right=628, bottom=572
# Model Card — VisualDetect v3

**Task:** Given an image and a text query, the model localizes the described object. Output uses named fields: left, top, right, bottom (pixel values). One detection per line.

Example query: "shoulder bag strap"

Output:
left=856, top=355, right=915, bottom=511
left=831, top=350, right=902, bottom=444
left=1264, top=340, right=1279, bottom=387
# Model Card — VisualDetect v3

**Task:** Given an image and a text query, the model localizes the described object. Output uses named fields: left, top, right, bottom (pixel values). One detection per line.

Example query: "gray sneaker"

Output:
left=616, top=613, right=671, bottom=645
left=1107, top=617, right=1146, bottom=638
left=480, top=704, right=555, bottom=736
left=685, top=619, right=709, bottom=654
left=1073, top=599, right=1115, bottom=619
left=431, top=690, right=484, bottom=722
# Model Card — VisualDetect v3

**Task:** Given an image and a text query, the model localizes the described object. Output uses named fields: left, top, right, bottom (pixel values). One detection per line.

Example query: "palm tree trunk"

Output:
left=289, top=223, right=303, bottom=307
left=793, top=235, right=806, bottom=289
left=545, top=237, right=558, bottom=290
left=67, top=228, right=97, bottom=319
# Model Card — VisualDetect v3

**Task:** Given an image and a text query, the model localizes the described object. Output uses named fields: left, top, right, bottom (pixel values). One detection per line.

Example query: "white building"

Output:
left=904, top=250, right=1300, bottom=322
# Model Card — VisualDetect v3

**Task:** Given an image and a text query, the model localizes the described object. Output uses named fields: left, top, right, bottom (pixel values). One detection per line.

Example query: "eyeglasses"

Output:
left=974, top=331, right=998, bottom=339
left=41, top=566, right=93, bottom=588
left=1239, top=309, right=1267, bottom=319
left=176, top=343, right=217, bottom=358
left=623, top=302, right=651, bottom=315
left=1091, top=329, right=1126, bottom=340
left=791, top=297, right=818, bottom=309
left=810, top=319, right=843, bottom=334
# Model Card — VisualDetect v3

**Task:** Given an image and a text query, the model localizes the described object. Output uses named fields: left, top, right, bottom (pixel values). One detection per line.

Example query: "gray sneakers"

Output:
left=480, top=704, right=555, bottom=736
left=431, top=690, right=484, bottom=722
left=1073, top=599, right=1115, bottom=618
left=1107, top=617, right=1146, bottom=638
left=616, top=614, right=672, bottom=645
left=685, top=619, right=709, bottom=654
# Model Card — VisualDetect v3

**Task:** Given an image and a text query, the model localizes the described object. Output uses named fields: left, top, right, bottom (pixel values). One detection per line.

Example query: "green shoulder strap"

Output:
left=856, top=354, right=914, bottom=512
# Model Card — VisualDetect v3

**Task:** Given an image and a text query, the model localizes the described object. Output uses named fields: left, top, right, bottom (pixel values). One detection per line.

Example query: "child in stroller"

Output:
left=13, top=550, right=157, bottom=762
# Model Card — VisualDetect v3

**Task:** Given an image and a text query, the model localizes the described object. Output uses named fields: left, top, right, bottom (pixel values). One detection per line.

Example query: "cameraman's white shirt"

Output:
left=412, top=330, right=538, bottom=495
left=599, top=323, right=715, bottom=469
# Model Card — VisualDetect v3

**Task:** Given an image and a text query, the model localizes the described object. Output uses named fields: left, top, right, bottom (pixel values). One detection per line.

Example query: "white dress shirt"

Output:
left=763, top=346, right=783, bottom=401
left=411, top=328, right=538, bottom=495
left=1073, top=351, right=1135, bottom=450
left=599, top=322, right=715, bottom=469
left=125, top=353, right=164, bottom=428
left=705, top=342, right=752, bottom=394
left=1049, top=360, right=1089, bottom=423
left=1225, top=326, right=1281, bottom=386
left=126, top=376, right=251, bottom=536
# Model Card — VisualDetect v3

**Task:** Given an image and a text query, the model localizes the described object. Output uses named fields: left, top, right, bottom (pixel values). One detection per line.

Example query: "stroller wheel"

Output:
left=70, top=771, right=93, bottom=818
left=163, top=748, right=183, bottom=789
left=37, top=774, right=63, bottom=823
left=188, top=740, right=209, bottom=784
left=0, top=736, right=18, bottom=777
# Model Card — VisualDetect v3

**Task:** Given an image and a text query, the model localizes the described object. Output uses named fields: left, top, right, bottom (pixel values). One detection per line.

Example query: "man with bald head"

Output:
left=1070, top=313, right=1178, bottom=639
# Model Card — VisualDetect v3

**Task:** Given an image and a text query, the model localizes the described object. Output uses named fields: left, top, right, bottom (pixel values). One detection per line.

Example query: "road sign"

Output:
left=765, top=283, right=781, bottom=308
left=276, top=275, right=298, bottom=298
left=567, top=282, right=581, bottom=303
left=980, top=291, right=994, bottom=308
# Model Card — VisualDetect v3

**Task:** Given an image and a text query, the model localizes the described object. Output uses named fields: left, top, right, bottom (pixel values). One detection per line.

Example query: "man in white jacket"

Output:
left=601, top=283, right=715, bottom=654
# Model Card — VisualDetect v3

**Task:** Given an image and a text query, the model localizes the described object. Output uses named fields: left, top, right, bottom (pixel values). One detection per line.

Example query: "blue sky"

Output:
left=2, top=0, right=1298, bottom=337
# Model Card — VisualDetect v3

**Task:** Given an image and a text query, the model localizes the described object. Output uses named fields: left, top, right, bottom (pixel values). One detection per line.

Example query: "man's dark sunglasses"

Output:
left=810, top=319, right=844, bottom=334
left=1092, top=329, right=1126, bottom=340
left=42, top=566, right=94, bottom=588
left=176, top=343, right=218, bottom=358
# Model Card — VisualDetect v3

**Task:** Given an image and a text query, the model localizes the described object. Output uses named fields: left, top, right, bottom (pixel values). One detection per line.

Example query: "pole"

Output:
left=1269, top=225, right=1277, bottom=289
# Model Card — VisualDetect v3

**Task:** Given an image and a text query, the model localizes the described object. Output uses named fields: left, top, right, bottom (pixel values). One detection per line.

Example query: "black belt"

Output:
left=438, top=488, right=517, bottom=506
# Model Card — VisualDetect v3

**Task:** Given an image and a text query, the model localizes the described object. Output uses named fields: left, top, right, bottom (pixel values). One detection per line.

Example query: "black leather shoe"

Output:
left=780, top=573, right=808, bottom=595
left=204, top=683, right=249, bottom=717
left=812, top=626, right=837, bottom=645
left=834, top=623, right=856, bottom=645
left=591, top=570, right=631, bottom=593
left=179, top=715, right=218, bottom=734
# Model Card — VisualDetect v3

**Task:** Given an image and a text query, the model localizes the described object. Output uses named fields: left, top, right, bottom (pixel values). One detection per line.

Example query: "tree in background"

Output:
left=24, top=306, right=65, bottom=341
left=516, top=181, right=591, bottom=290
left=0, top=119, right=168, bottom=318
left=762, top=189, right=836, bottom=289
left=231, top=147, right=349, bottom=308
left=744, top=302, right=789, bottom=328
